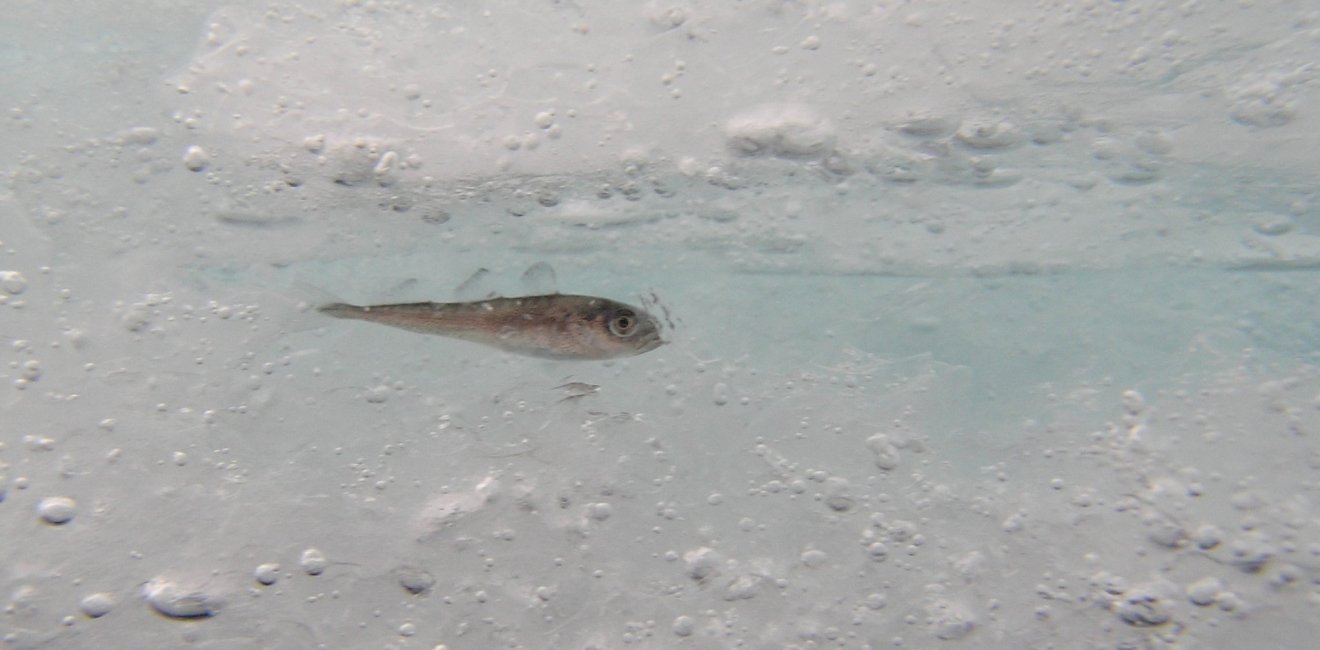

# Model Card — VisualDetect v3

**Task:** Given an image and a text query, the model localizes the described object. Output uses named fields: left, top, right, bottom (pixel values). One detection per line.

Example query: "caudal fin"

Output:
left=317, top=302, right=365, bottom=319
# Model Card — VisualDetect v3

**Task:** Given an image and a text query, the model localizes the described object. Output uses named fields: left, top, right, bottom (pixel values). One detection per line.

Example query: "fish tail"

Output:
left=317, top=302, right=366, bottom=319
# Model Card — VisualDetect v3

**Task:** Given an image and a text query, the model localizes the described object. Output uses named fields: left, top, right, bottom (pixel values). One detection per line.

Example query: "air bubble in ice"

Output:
left=800, top=549, right=828, bottom=568
left=928, top=600, right=976, bottom=640
left=1250, top=213, right=1294, bottom=236
left=1192, top=524, right=1222, bottom=549
left=824, top=477, right=854, bottom=512
left=121, top=127, right=159, bottom=145
left=1186, top=576, right=1222, bottom=606
left=303, top=134, right=326, bottom=153
left=1115, top=581, right=1175, bottom=627
left=397, top=565, right=435, bottom=595
left=1121, top=389, right=1145, bottom=414
left=182, top=146, right=210, bottom=172
left=897, top=114, right=959, bottom=138
left=1227, top=532, right=1274, bottom=572
left=79, top=592, right=115, bottom=618
left=712, top=382, right=729, bottom=406
left=866, top=434, right=901, bottom=470
left=954, top=121, right=1023, bottom=149
left=300, top=548, right=328, bottom=575
left=37, top=496, right=76, bottom=524
left=373, top=151, right=398, bottom=184
left=684, top=547, right=719, bottom=580
left=722, top=574, right=763, bottom=601
left=1144, top=515, right=1186, bottom=548
left=1, top=271, right=27, bottom=295
left=253, top=563, right=280, bottom=586
left=142, top=578, right=220, bottom=619
left=588, top=502, right=613, bottom=521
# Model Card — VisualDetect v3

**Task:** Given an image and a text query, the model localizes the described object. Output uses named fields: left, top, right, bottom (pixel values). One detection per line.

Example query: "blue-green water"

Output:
left=3, top=1, right=1319, bottom=648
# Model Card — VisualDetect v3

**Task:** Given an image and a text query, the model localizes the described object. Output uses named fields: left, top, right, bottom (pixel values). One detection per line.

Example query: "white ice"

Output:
left=1, top=2, right=1318, bottom=648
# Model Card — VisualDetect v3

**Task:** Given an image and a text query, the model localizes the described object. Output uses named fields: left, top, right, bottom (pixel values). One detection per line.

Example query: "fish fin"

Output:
left=455, top=268, right=499, bottom=301
left=316, top=302, right=364, bottom=319
left=520, top=262, right=559, bottom=295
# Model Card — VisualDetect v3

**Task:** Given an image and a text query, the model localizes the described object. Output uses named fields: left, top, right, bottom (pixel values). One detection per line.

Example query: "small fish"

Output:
left=554, top=380, right=601, bottom=403
left=319, top=294, right=665, bottom=360
left=554, top=381, right=600, bottom=395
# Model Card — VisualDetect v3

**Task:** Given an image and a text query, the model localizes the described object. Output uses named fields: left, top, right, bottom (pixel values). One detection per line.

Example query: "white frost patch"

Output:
left=0, top=270, right=28, bottom=295
left=725, top=103, right=837, bottom=158
left=549, top=200, right=666, bottom=227
left=412, top=476, right=502, bottom=541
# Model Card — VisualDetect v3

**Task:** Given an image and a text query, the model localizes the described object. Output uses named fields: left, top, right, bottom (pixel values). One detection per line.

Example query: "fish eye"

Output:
left=608, top=310, right=637, bottom=337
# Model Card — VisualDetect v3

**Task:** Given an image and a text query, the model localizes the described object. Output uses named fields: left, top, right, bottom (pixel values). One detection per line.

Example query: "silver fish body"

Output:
left=318, top=294, right=665, bottom=360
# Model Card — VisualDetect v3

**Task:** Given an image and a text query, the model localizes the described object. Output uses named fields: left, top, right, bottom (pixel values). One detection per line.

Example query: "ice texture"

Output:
left=1, top=2, right=1318, bottom=649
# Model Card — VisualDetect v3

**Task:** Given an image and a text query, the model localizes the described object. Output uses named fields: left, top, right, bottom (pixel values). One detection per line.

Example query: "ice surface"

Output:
left=2, top=2, right=1319, bottom=649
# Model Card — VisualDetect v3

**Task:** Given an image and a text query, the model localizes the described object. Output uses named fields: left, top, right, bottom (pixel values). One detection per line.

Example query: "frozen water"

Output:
left=2, top=2, right=1318, bottom=649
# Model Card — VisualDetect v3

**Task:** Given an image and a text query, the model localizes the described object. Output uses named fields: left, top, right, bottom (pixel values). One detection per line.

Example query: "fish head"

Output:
left=576, top=298, right=666, bottom=358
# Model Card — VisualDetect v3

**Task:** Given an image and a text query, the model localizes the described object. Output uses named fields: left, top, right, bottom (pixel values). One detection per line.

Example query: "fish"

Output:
left=318, top=294, right=665, bottom=360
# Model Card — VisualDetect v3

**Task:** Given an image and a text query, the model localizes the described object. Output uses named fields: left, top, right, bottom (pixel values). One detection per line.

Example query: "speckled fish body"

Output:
left=318, top=294, right=664, bottom=360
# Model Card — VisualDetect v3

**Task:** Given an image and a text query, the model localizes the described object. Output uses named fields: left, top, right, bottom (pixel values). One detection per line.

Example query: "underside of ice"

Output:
left=1, top=2, right=1318, bottom=648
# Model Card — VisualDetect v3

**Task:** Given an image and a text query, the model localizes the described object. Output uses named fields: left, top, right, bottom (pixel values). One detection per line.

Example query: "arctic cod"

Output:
left=318, top=293, right=665, bottom=360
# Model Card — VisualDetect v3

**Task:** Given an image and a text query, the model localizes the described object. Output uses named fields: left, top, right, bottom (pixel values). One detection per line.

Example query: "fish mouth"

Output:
left=637, top=330, right=666, bottom=354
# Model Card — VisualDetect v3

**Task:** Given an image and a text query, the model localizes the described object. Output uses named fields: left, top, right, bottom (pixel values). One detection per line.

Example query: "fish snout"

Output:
left=638, top=329, right=666, bottom=354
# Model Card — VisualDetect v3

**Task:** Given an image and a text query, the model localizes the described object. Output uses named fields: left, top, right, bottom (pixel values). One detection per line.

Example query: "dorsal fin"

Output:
left=455, top=268, right=498, bottom=301
left=520, top=262, right=558, bottom=295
